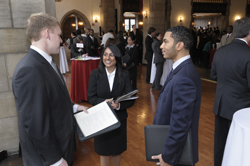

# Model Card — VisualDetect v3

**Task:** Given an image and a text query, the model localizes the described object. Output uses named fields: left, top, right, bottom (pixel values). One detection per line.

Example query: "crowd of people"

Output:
left=12, top=11, right=250, bottom=166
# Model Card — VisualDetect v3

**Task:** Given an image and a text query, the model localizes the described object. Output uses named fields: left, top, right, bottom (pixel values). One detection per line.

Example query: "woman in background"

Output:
left=71, top=36, right=87, bottom=58
left=87, top=44, right=135, bottom=166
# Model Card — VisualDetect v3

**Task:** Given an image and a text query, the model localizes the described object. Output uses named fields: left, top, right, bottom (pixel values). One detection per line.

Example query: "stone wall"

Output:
left=0, top=0, right=56, bottom=155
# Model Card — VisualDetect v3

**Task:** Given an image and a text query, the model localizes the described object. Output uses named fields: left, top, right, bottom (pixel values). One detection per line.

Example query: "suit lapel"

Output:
left=30, top=49, right=70, bottom=98
left=111, top=71, right=119, bottom=93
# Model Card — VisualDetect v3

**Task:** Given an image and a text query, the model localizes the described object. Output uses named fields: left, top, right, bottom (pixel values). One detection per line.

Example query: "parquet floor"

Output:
left=1, top=64, right=216, bottom=166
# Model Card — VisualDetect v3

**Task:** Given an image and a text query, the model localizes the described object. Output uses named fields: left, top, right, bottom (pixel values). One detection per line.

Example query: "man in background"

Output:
left=86, top=29, right=99, bottom=56
left=12, top=13, right=88, bottom=166
left=101, top=30, right=114, bottom=46
left=219, top=25, right=234, bottom=47
left=211, top=17, right=250, bottom=166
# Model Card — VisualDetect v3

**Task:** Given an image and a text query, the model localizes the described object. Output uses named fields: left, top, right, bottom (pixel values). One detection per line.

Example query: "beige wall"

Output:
left=228, top=0, right=247, bottom=26
left=170, top=0, right=192, bottom=28
left=0, top=0, right=57, bottom=155
left=55, top=0, right=101, bottom=33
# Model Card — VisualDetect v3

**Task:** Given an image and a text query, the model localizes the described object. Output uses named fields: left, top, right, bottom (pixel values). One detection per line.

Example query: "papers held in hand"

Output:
left=76, top=43, right=84, bottom=48
left=74, top=101, right=120, bottom=141
left=115, top=89, right=138, bottom=103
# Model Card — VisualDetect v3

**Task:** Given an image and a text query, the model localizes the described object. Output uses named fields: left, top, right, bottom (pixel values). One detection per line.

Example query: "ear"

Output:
left=176, top=42, right=184, bottom=51
left=43, top=28, right=50, bottom=40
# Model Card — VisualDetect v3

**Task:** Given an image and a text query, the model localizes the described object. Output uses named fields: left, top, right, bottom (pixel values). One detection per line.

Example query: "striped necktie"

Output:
left=51, top=59, right=64, bottom=84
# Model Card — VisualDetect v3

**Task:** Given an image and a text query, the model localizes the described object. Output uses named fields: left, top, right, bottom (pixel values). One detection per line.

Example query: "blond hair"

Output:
left=26, top=13, right=60, bottom=42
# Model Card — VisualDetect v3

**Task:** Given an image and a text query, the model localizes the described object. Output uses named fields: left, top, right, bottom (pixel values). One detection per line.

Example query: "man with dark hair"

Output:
left=12, top=13, right=88, bottom=166
left=151, top=26, right=201, bottom=166
left=211, top=17, right=250, bottom=166
left=145, top=27, right=156, bottom=83
left=219, top=25, right=234, bottom=47
left=86, top=29, right=99, bottom=56
left=130, top=25, right=142, bottom=64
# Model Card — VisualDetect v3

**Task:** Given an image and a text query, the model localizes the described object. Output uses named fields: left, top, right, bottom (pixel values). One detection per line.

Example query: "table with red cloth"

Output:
left=209, top=49, right=216, bottom=68
left=70, top=59, right=100, bottom=102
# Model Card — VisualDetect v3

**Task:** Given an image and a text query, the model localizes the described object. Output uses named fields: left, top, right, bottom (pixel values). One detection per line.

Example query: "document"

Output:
left=74, top=101, right=118, bottom=137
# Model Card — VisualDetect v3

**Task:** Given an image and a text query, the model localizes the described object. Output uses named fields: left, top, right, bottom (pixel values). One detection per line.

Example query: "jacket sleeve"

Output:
left=13, top=66, right=62, bottom=165
left=162, top=77, right=197, bottom=165
left=71, top=45, right=80, bottom=58
left=210, top=54, right=217, bottom=81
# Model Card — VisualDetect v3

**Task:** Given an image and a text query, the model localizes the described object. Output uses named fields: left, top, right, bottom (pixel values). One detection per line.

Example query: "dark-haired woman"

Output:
left=87, top=44, right=135, bottom=166
left=71, top=36, right=87, bottom=59
left=124, top=35, right=138, bottom=90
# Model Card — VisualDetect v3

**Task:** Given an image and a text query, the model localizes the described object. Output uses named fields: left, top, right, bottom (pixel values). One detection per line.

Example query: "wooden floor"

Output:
left=1, top=64, right=216, bottom=166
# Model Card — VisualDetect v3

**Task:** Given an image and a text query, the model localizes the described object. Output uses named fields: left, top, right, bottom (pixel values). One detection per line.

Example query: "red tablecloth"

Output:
left=70, top=59, right=100, bottom=102
left=209, top=49, right=216, bottom=68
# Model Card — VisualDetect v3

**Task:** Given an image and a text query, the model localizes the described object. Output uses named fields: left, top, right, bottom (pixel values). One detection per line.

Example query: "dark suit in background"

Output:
left=86, top=36, right=99, bottom=56
left=87, top=69, right=134, bottom=155
left=152, top=38, right=165, bottom=90
left=211, top=39, right=250, bottom=166
left=12, top=49, right=75, bottom=166
left=145, top=35, right=154, bottom=83
left=153, top=58, right=201, bottom=165
left=125, top=45, right=139, bottom=90
left=71, top=44, right=86, bottom=59
left=130, top=29, right=142, bottom=64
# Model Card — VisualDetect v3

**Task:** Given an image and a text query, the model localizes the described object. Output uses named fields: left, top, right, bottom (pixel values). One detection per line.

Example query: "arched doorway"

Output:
left=60, top=10, right=91, bottom=41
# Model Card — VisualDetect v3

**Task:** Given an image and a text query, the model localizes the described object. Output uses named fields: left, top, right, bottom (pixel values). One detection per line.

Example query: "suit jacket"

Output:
left=125, top=45, right=139, bottom=69
left=86, top=36, right=99, bottom=57
left=87, top=69, right=134, bottom=121
left=211, top=39, right=250, bottom=120
left=220, top=33, right=234, bottom=47
left=71, top=44, right=86, bottom=59
left=144, top=35, right=153, bottom=61
left=12, top=49, right=75, bottom=166
left=129, top=30, right=142, bottom=47
left=153, top=58, right=201, bottom=165
left=152, top=38, right=165, bottom=64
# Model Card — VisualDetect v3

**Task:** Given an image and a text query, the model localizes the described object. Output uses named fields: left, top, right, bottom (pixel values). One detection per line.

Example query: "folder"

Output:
left=75, top=102, right=121, bottom=142
left=115, top=89, right=138, bottom=103
left=144, top=125, right=194, bottom=165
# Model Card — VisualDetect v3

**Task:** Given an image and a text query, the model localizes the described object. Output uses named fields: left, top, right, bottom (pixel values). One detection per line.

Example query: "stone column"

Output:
left=100, top=0, right=116, bottom=32
left=142, top=0, right=166, bottom=64
left=0, top=0, right=56, bottom=155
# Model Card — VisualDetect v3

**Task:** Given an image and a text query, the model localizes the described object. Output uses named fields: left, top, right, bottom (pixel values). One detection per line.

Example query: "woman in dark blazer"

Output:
left=71, top=36, right=87, bottom=59
left=124, top=35, right=138, bottom=90
left=87, top=44, right=135, bottom=166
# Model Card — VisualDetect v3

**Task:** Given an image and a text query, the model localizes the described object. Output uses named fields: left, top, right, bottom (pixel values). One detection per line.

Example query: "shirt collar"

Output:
left=105, top=67, right=116, bottom=76
left=172, top=55, right=190, bottom=70
left=235, top=38, right=248, bottom=44
left=148, top=34, right=152, bottom=38
left=30, top=45, right=52, bottom=64
left=127, top=44, right=135, bottom=49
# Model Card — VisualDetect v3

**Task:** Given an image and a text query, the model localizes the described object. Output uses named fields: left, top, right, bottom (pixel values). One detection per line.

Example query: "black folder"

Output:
left=144, top=125, right=194, bottom=165
left=75, top=102, right=121, bottom=142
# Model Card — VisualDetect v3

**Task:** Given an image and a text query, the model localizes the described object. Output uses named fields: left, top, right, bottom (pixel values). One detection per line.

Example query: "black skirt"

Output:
left=94, top=119, right=127, bottom=156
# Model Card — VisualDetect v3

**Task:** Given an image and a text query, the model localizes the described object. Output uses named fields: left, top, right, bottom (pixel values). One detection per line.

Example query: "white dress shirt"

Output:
left=235, top=38, right=248, bottom=44
left=101, top=32, right=114, bottom=45
left=30, top=45, right=79, bottom=166
left=172, top=55, right=191, bottom=70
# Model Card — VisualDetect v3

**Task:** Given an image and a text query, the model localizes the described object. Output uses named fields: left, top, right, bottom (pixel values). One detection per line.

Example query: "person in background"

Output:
left=145, top=27, right=156, bottom=84
left=211, top=17, right=250, bottom=166
left=129, top=25, right=142, bottom=64
left=220, top=25, right=234, bottom=47
left=115, top=33, right=126, bottom=57
left=99, top=31, right=105, bottom=43
left=85, top=29, right=99, bottom=57
left=124, top=35, right=138, bottom=90
left=202, top=37, right=212, bottom=68
left=68, top=31, right=76, bottom=50
left=101, top=30, right=114, bottom=46
left=152, top=26, right=201, bottom=166
left=12, top=12, right=88, bottom=166
left=87, top=44, right=135, bottom=166
left=152, top=32, right=164, bottom=90
left=71, top=36, right=88, bottom=59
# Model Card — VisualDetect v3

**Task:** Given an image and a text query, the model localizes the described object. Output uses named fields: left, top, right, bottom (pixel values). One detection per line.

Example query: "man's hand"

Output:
left=77, top=105, right=88, bottom=113
left=151, top=154, right=172, bottom=166
left=58, top=159, right=68, bottom=166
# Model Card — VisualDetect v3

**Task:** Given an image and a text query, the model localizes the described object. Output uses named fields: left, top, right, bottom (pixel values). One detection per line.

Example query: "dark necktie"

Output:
left=51, top=60, right=64, bottom=84
left=165, top=67, right=173, bottom=82
left=226, top=34, right=229, bottom=40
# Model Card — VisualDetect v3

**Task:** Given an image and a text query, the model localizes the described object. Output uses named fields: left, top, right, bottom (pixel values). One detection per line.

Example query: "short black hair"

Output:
left=128, top=35, right=136, bottom=41
left=108, top=30, right=114, bottom=33
left=71, top=31, right=76, bottom=36
left=233, top=17, right=250, bottom=38
left=147, top=27, right=156, bottom=35
left=166, top=26, right=193, bottom=50
left=76, top=29, right=81, bottom=35
left=155, top=32, right=162, bottom=38
left=132, top=25, right=135, bottom=28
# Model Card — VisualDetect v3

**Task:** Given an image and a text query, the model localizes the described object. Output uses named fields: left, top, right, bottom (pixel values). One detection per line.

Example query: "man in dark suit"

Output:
left=152, top=26, right=201, bottom=166
left=145, top=27, right=156, bottom=83
left=211, top=17, right=250, bottom=166
left=86, top=29, right=99, bottom=57
left=12, top=13, right=88, bottom=166
left=152, top=32, right=164, bottom=90
left=129, top=25, right=142, bottom=64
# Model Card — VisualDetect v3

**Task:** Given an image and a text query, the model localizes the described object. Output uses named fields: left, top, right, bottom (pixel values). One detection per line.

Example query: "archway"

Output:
left=60, top=9, right=91, bottom=40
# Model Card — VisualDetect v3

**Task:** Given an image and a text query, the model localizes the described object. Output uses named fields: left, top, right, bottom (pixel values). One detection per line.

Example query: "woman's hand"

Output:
left=123, top=63, right=127, bottom=67
left=77, top=105, right=89, bottom=113
left=105, top=98, right=119, bottom=109
left=82, top=54, right=87, bottom=57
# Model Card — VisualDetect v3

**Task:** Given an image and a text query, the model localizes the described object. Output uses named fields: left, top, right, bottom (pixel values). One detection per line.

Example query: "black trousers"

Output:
left=152, top=62, right=164, bottom=89
left=214, top=115, right=232, bottom=166
left=129, top=66, right=137, bottom=90
left=146, top=59, right=152, bottom=83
